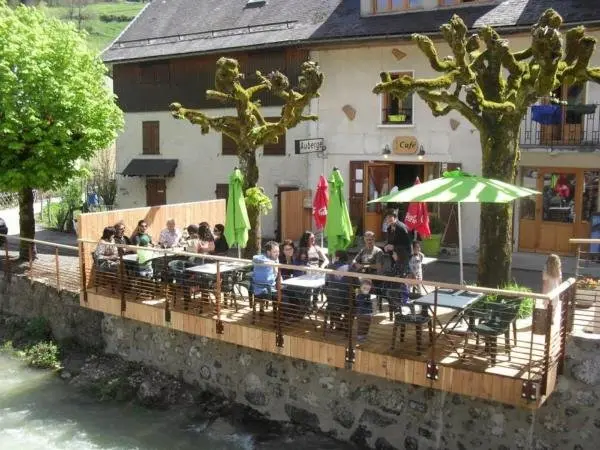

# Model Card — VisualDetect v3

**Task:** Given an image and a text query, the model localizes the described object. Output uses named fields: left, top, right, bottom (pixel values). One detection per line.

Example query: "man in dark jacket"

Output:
left=383, top=209, right=411, bottom=264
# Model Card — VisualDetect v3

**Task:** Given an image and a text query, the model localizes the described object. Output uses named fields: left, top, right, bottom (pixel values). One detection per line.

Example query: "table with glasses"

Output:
left=416, top=289, right=484, bottom=357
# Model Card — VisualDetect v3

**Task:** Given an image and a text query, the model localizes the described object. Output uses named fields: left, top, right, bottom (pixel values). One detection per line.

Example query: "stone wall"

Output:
left=1, top=275, right=600, bottom=449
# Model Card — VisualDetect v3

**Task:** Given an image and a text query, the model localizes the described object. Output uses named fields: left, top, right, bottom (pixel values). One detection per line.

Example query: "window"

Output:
left=263, top=118, right=286, bottom=156
left=142, top=121, right=160, bottom=155
left=222, top=134, right=237, bottom=156
left=373, top=0, right=423, bottom=12
left=380, top=72, right=414, bottom=125
left=439, top=0, right=480, bottom=5
left=215, top=183, right=229, bottom=201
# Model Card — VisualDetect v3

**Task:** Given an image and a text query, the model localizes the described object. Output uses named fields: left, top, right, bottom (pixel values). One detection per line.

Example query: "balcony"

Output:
left=520, top=103, right=600, bottom=148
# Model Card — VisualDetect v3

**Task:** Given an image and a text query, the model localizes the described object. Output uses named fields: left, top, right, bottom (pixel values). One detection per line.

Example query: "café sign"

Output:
left=392, top=136, right=418, bottom=155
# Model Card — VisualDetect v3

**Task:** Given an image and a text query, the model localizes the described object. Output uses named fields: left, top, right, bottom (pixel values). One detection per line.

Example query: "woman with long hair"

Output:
left=94, top=226, right=118, bottom=271
left=299, top=231, right=329, bottom=268
left=130, top=220, right=153, bottom=247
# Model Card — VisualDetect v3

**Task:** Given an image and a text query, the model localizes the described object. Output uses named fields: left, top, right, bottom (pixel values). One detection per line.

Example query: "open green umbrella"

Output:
left=369, top=169, right=540, bottom=284
left=224, top=168, right=250, bottom=257
left=325, top=168, right=354, bottom=256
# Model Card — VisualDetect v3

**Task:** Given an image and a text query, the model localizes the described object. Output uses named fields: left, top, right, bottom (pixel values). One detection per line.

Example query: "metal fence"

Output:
left=568, top=239, right=600, bottom=336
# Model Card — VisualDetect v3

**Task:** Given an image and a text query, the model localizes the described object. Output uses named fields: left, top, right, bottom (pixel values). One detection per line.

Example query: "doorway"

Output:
left=146, top=178, right=166, bottom=206
left=276, top=185, right=299, bottom=241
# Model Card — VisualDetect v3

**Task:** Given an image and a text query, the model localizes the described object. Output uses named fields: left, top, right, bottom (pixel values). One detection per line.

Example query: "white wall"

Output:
left=115, top=109, right=311, bottom=237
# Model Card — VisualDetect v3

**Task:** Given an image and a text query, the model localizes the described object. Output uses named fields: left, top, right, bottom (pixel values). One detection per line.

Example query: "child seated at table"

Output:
left=356, top=279, right=374, bottom=343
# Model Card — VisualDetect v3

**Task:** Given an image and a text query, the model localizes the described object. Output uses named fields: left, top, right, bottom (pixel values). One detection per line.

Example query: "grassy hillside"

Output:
left=42, top=1, right=145, bottom=53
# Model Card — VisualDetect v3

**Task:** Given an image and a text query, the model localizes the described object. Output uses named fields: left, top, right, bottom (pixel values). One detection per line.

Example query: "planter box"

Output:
left=575, top=288, right=599, bottom=308
left=421, top=234, right=441, bottom=257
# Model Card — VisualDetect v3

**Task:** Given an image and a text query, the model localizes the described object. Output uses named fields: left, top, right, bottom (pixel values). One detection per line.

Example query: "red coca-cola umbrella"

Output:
left=404, top=177, right=431, bottom=238
left=313, top=175, right=329, bottom=231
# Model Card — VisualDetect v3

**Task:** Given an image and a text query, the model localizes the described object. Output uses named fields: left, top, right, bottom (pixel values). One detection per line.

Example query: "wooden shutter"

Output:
left=215, top=183, right=229, bottom=200
left=222, top=135, right=237, bottom=155
left=263, top=118, right=286, bottom=156
left=142, top=121, right=160, bottom=155
left=349, top=161, right=367, bottom=234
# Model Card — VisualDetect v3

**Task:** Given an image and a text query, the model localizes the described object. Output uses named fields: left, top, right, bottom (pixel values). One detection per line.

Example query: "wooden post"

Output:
left=430, top=287, right=439, bottom=362
left=164, top=253, right=171, bottom=323
left=55, top=248, right=61, bottom=291
left=215, top=261, right=224, bottom=334
left=119, top=252, right=126, bottom=313
left=345, top=281, right=355, bottom=368
left=275, top=269, right=283, bottom=347
left=79, top=241, right=87, bottom=303
left=540, top=301, right=554, bottom=395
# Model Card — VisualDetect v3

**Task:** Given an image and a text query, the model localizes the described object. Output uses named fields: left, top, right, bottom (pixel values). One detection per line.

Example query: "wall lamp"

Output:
left=382, top=144, right=391, bottom=159
left=417, top=145, right=426, bottom=160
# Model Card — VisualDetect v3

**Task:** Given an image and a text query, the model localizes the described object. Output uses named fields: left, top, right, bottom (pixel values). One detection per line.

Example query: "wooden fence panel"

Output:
left=280, top=190, right=312, bottom=242
left=78, top=199, right=226, bottom=288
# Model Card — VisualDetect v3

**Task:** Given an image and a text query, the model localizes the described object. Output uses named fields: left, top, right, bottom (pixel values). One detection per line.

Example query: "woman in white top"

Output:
left=94, top=226, right=119, bottom=271
left=542, top=253, right=562, bottom=325
left=299, top=231, right=329, bottom=268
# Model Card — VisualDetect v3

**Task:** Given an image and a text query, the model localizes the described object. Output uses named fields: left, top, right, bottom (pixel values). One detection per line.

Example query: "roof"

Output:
left=102, top=0, right=600, bottom=64
left=121, top=159, right=179, bottom=177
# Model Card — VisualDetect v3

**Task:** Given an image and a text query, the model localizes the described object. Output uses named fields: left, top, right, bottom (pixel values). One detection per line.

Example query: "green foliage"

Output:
left=25, top=341, right=60, bottom=369
left=24, top=317, right=53, bottom=341
left=429, top=215, right=444, bottom=235
left=39, top=174, right=87, bottom=231
left=0, top=3, right=123, bottom=195
left=245, top=187, right=272, bottom=215
left=478, top=282, right=534, bottom=319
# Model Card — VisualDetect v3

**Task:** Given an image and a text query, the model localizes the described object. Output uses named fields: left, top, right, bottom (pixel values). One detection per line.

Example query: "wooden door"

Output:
left=146, top=178, right=166, bottom=207
left=364, top=162, right=394, bottom=240
left=276, top=186, right=299, bottom=241
left=279, top=189, right=311, bottom=241
left=349, top=161, right=367, bottom=235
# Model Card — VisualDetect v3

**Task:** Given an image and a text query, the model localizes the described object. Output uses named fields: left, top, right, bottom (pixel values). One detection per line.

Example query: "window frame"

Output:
left=221, top=134, right=237, bottom=156
left=378, top=70, right=415, bottom=128
left=372, top=0, right=424, bottom=13
left=142, top=121, right=160, bottom=155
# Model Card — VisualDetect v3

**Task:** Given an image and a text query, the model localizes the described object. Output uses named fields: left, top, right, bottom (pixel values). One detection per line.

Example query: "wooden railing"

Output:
left=0, top=233, right=576, bottom=408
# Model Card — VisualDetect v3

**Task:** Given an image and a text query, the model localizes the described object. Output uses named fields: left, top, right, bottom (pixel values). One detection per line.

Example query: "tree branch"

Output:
left=413, top=34, right=456, bottom=72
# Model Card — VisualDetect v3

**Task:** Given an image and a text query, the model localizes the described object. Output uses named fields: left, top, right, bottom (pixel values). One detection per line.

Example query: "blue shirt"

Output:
left=252, top=254, right=276, bottom=295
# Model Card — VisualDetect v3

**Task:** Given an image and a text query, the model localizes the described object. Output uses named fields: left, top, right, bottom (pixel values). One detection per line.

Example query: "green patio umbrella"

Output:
left=325, top=168, right=354, bottom=255
left=224, top=168, right=250, bottom=258
left=369, top=169, right=540, bottom=284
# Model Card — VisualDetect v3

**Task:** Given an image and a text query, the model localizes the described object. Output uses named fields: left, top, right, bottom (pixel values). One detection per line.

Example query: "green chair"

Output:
left=470, top=301, right=520, bottom=366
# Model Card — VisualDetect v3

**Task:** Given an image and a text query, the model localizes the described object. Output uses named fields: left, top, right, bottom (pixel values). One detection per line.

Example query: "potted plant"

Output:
left=421, top=214, right=443, bottom=257
left=575, top=277, right=599, bottom=308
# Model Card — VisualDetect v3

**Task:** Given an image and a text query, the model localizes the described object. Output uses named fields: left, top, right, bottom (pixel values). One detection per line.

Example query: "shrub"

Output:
left=474, top=281, right=534, bottom=319
left=24, top=317, right=53, bottom=341
left=429, top=214, right=444, bottom=235
left=25, top=341, right=61, bottom=369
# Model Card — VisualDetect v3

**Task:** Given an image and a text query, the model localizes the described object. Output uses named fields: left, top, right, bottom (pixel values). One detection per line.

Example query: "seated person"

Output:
left=183, top=224, right=201, bottom=253
left=299, top=231, right=329, bottom=268
left=355, top=279, right=374, bottom=343
left=130, top=220, right=153, bottom=247
left=197, top=223, right=215, bottom=256
left=325, top=251, right=352, bottom=330
left=279, top=239, right=302, bottom=280
left=94, top=226, right=119, bottom=271
left=252, top=241, right=280, bottom=305
left=213, top=224, right=229, bottom=255
left=158, top=218, right=182, bottom=249
left=352, top=231, right=383, bottom=274
left=113, top=221, right=133, bottom=255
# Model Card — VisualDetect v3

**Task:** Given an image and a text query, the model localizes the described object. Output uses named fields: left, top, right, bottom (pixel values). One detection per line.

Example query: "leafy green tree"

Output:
left=171, top=57, right=323, bottom=255
left=0, top=2, right=123, bottom=257
left=373, top=9, right=600, bottom=287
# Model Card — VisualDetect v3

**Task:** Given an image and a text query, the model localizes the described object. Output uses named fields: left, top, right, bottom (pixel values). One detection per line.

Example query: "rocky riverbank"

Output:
left=0, top=313, right=352, bottom=449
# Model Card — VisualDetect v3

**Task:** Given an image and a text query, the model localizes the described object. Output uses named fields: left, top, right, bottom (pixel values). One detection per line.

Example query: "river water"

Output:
left=0, top=355, right=347, bottom=450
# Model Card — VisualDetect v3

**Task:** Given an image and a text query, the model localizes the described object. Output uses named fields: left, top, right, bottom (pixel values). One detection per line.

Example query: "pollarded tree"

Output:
left=170, top=57, right=323, bottom=255
left=0, top=3, right=123, bottom=258
left=373, top=9, right=600, bottom=287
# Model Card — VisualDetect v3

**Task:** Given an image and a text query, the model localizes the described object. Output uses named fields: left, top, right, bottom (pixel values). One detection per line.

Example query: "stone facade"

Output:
left=1, top=276, right=600, bottom=449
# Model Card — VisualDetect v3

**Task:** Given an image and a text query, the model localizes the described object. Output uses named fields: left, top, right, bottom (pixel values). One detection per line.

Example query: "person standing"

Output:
left=383, top=209, right=412, bottom=264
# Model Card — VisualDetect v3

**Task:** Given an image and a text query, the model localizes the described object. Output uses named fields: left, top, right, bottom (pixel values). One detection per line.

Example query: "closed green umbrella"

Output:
left=325, top=168, right=354, bottom=255
left=224, top=168, right=250, bottom=257
left=369, top=169, right=540, bottom=284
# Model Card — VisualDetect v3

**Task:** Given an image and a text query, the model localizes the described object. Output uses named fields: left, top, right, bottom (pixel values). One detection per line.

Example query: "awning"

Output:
left=121, top=159, right=178, bottom=177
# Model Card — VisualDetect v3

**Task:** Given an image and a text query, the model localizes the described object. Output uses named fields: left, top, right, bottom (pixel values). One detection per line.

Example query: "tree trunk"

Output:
left=239, top=148, right=261, bottom=258
left=18, top=187, right=36, bottom=260
left=477, top=123, right=520, bottom=287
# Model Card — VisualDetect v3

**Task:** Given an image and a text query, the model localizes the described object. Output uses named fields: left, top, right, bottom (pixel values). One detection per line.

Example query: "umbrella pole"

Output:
left=320, top=231, right=324, bottom=249
left=238, top=246, right=241, bottom=259
left=458, top=202, right=464, bottom=285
